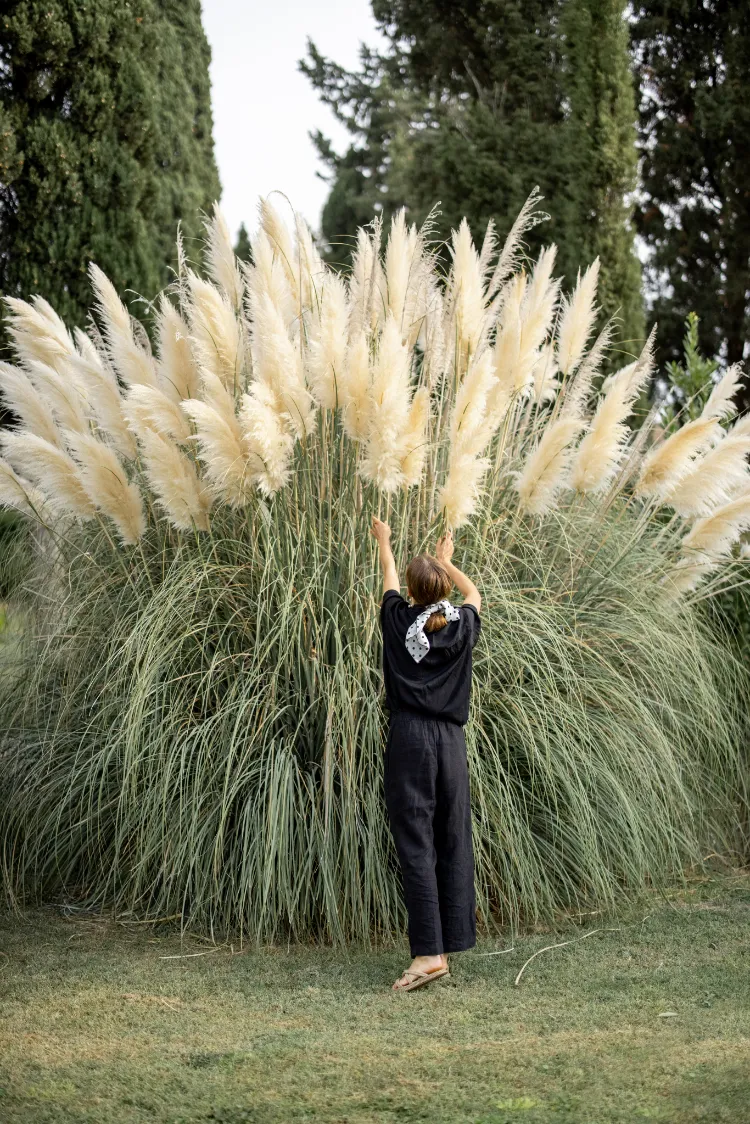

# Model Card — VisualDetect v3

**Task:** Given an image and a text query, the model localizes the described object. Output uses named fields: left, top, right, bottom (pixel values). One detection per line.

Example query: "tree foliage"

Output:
left=631, top=2, right=750, bottom=404
left=302, top=0, right=644, bottom=352
left=0, top=0, right=220, bottom=353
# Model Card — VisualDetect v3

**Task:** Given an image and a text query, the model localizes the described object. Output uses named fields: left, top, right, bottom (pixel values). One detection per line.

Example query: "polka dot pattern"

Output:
left=405, top=601, right=461, bottom=663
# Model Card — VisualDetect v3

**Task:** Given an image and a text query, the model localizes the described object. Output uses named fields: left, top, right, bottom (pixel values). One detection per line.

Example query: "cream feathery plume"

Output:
left=520, top=246, right=560, bottom=355
left=69, top=330, right=137, bottom=459
left=89, top=264, right=158, bottom=388
left=422, top=285, right=446, bottom=390
left=186, top=271, right=245, bottom=394
left=531, top=344, right=560, bottom=406
left=0, top=431, right=96, bottom=518
left=437, top=353, right=497, bottom=526
left=65, top=431, right=146, bottom=543
left=446, top=219, right=486, bottom=365
left=700, top=362, right=744, bottom=421
left=665, top=416, right=750, bottom=518
left=490, top=247, right=560, bottom=404
left=569, top=328, right=656, bottom=495
left=384, top=209, right=419, bottom=332
left=294, top=211, right=324, bottom=310
left=238, top=382, right=295, bottom=496
left=0, top=362, right=61, bottom=447
left=25, top=359, right=89, bottom=434
left=556, top=259, right=600, bottom=376
left=251, top=290, right=314, bottom=437
left=155, top=298, right=201, bottom=401
left=402, top=243, right=436, bottom=352
left=348, top=223, right=385, bottom=337
left=244, top=230, right=297, bottom=333
left=0, top=456, right=52, bottom=520
left=134, top=425, right=211, bottom=531
left=305, top=271, right=349, bottom=410
left=180, top=398, right=254, bottom=507
left=487, top=186, right=548, bottom=300
left=400, top=386, right=431, bottom=487
left=259, top=196, right=299, bottom=301
left=668, top=487, right=750, bottom=593
left=195, top=367, right=241, bottom=434
left=340, top=331, right=372, bottom=442
left=122, top=385, right=193, bottom=444
left=559, top=318, right=616, bottom=421
left=360, top=315, right=413, bottom=492
left=637, top=417, right=721, bottom=501
left=450, top=350, right=497, bottom=459
left=515, top=416, right=586, bottom=515
left=490, top=272, right=533, bottom=413
left=477, top=217, right=497, bottom=281
left=203, top=203, right=244, bottom=311
left=437, top=452, right=491, bottom=529
left=3, top=295, right=76, bottom=371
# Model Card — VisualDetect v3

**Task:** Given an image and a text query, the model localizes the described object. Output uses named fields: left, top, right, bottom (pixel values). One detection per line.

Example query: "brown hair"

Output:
left=405, top=554, right=452, bottom=632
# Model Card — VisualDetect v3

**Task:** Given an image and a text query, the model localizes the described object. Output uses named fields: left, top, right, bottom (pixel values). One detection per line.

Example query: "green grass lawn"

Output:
left=1, top=870, right=748, bottom=1124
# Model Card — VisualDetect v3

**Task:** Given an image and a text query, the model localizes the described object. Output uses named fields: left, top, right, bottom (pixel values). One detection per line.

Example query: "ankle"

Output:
left=412, top=953, right=443, bottom=970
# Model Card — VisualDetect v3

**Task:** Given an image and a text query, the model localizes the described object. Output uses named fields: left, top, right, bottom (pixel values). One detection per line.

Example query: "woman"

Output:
left=371, top=516, right=482, bottom=991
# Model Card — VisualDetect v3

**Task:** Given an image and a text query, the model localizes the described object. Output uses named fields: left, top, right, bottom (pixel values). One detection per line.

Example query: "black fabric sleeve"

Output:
left=462, top=604, right=482, bottom=650
left=379, top=589, right=406, bottom=633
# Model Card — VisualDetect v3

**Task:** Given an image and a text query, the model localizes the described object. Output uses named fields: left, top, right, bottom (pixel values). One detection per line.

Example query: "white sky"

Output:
left=201, top=1, right=384, bottom=242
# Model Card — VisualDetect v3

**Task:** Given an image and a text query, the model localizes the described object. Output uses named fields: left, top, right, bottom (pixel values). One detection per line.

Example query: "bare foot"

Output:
left=392, top=954, right=445, bottom=990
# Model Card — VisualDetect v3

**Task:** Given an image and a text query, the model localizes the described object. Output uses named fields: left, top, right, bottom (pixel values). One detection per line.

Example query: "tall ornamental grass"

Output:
left=0, top=193, right=748, bottom=940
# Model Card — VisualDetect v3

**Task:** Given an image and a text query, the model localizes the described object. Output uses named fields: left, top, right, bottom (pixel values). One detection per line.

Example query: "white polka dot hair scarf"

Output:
left=405, top=600, right=460, bottom=663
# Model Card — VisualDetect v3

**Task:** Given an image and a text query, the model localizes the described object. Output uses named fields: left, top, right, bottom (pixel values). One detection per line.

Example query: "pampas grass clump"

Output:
left=0, top=194, right=748, bottom=940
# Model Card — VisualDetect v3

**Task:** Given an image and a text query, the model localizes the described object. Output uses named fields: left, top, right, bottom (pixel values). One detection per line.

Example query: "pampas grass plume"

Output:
left=360, top=315, right=413, bottom=491
left=670, top=487, right=750, bottom=592
left=306, top=272, right=349, bottom=410
left=0, top=430, right=96, bottom=518
left=238, top=382, right=295, bottom=496
left=556, top=259, right=600, bottom=376
left=437, top=451, right=490, bottom=528
left=187, top=272, right=245, bottom=394
left=0, top=456, right=51, bottom=520
left=340, top=332, right=372, bottom=442
left=3, top=295, right=76, bottom=371
left=70, top=330, right=137, bottom=459
left=667, top=419, right=750, bottom=518
left=155, top=298, right=201, bottom=402
left=181, top=397, right=254, bottom=507
left=0, top=362, right=61, bottom=448
left=89, top=264, right=158, bottom=389
left=570, top=328, right=656, bottom=495
left=123, top=385, right=194, bottom=444
left=400, top=386, right=431, bottom=486
left=136, top=426, right=211, bottom=531
left=66, top=431, right=146, bottom=543
left=204, top=203, right=244, bottom=311
left=515, top=416, right=585, bottom=515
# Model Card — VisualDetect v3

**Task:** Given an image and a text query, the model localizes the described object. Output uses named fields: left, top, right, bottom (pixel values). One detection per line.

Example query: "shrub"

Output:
left=0, top=196, right=747, bottom=938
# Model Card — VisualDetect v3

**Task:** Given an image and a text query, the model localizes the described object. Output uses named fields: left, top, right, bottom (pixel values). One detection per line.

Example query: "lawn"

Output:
left=0, top=870, right=748, bottom=1124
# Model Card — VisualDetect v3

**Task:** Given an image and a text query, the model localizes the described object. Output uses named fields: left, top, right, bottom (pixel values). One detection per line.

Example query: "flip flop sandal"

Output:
left=392, top=965, right=450, bottom=992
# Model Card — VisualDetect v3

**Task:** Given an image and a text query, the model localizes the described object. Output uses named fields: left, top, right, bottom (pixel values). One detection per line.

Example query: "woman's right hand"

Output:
left=436, top=531, right=454, bottom=564
left=371, top=516, right=392, bottom=544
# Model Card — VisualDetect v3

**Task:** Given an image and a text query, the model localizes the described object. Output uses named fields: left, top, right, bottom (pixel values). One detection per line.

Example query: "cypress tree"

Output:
left=233, top=223, right=252, bottom=264
left=631, top=3, right=750, bottom=404
left=0, top=0, right=220, bottom=350
left=303, top=0, right=643, bottom=351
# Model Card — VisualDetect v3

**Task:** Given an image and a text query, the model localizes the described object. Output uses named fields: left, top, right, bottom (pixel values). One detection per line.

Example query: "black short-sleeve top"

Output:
left=379, top=590, right=481, bottom=726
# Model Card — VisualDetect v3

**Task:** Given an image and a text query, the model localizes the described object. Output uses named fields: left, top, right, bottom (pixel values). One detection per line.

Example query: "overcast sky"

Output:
left=201, top=1, right=384, bottom=243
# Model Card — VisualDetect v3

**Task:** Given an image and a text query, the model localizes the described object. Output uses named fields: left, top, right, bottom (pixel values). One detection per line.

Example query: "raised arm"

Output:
left=435, top=531, right=481, bottom=613
left=371, top=517, right=400, bottom=596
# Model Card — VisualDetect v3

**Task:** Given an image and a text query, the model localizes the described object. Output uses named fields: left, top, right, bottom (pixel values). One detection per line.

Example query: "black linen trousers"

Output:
left=384, top=711, right=477, bottom=957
